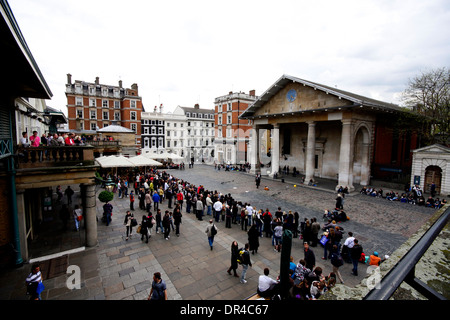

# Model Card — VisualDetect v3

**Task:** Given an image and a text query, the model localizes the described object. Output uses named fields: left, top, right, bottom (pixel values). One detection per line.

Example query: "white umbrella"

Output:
left=95, top=155, right=134, bottom=168
left=143, top=152, right=168, bottom=160
left=128, top=155, right=162, bottom=167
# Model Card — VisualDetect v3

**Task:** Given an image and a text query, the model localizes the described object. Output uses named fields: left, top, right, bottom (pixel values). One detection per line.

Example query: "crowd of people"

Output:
left=360, top=184, right=447, bottom=209
left=95, top=167, right=387, bottom=301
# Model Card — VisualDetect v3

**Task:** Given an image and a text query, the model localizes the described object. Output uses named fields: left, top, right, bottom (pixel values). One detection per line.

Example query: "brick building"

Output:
left=65, top=74, right=143, bottom=149
left=214, top=90, right=257, bottom=164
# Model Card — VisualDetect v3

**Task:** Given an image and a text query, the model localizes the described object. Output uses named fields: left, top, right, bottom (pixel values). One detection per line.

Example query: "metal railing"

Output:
left=364, top=206, right=449, bottom=300
left=15, top=145, right=95, bottom=168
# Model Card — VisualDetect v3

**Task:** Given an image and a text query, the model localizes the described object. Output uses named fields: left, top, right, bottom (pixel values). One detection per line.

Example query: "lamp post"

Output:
left=105, top=177, right=115, bottom=193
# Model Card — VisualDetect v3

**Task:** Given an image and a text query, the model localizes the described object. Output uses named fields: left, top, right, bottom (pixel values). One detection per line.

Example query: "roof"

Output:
left=179, top=106, right=215, bottom=114
left=97, top=125, right=134, bottom=133
left=0, top=0, right=52, bottom=99
left=239, top=74, right=405, bottom=119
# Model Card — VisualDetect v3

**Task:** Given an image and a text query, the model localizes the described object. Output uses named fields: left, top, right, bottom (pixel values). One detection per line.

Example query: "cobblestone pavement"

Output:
left=0, top=164, right=436, bottom=300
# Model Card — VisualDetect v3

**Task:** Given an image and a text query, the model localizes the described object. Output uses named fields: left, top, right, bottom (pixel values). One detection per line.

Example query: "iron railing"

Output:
left=364, top=206, right=449, bottom=300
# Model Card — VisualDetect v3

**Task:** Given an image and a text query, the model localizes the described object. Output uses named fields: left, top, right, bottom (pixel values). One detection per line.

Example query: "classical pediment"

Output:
left=412, top=144, right=450, bottom=154
left=239, top=74, right=404, bottom=119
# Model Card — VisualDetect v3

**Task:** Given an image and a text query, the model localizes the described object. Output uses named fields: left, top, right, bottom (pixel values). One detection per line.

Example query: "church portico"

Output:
left=241, top=75, right=413, bottom=190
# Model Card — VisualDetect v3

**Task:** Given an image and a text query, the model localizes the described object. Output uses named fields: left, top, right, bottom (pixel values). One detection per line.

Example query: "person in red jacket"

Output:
left=65, top=133, right=75, bottom=146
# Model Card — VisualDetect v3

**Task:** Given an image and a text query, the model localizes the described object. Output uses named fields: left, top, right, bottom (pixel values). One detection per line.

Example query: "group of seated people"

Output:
left=360, top=186, right=446, bottom=209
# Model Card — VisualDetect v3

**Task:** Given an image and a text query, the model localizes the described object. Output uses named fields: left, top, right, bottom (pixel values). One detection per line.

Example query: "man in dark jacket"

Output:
left=303, top=242, right=316, bottom=270
left=350, top=239, right=363, bottom=276
left=240, top=243, right=252, bottom=284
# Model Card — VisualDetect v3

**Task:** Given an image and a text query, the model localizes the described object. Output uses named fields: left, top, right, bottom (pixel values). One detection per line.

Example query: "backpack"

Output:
left=211, top=224, right=217, bottom=236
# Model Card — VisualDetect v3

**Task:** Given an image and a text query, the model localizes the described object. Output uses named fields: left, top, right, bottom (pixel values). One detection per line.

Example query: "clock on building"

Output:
left=286, top=89, right=297, bottom=102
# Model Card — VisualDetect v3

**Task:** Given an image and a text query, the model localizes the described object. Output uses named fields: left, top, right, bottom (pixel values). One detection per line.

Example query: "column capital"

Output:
left=341, top=118, right=354, bottom=125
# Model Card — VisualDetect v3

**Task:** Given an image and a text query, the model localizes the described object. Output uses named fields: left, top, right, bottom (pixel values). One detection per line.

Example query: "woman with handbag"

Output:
left=25, top=264, right=44, bottom=300
left=330, top=245, right=345, bottom=284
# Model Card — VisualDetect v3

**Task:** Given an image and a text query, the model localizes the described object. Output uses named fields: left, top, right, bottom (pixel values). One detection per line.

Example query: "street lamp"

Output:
left=105, top=177, right=115, bottom=192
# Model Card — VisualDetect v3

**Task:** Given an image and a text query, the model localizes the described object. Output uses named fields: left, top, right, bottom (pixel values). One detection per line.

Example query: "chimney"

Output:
left=249, top=90, right=255, bottom=96
left=67, top=73, right=72, bottom=84
left=131, top=83, right=138, bottom=93
left=95, top=77, right=99, bottom=85
left=194, top=103, right=200, bottom=109
left=119, top=80, right=122, bottom=88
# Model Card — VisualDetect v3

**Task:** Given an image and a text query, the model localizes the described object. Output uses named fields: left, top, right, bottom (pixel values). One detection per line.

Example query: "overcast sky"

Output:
left=9, top=0, right=450, bottom=114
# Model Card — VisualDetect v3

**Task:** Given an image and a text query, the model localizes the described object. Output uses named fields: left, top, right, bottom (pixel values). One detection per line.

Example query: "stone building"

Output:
left=410, top=144, right=450, bottom=197
left=239, top=74, right=420, bottom=191
left=214, top=90, right=257, bottom=165
left=65, top=74, right=143, bottom=149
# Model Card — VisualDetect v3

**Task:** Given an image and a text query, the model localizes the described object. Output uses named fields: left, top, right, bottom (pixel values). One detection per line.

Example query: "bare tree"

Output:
left=402, top=67, right=450, bottom=145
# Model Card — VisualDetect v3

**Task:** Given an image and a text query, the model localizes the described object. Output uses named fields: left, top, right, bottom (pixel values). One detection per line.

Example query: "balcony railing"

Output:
left=16, top=145, right=95, bottom=169
left=84, top=140, right=120, bottom=147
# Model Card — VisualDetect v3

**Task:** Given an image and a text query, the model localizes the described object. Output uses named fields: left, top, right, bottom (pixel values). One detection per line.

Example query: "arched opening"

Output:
left=353, top=125, right=371, bottom=185
left=425, top=165, right=442, bottom=195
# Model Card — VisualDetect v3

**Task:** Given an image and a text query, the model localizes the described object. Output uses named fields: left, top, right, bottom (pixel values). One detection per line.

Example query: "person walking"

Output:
left=155, top=209, right=163, bottom=234
left=140, top=214, right=150, bottom=243
left=64, top=186, right=74, bottom=205
left=148, top=272, right=167, bottom=300
left=162, top=210, right=171, bottom=240
left=240, top=243, right=252, bottom=284
left=103, top=201, right=113, bottom=226
left=152, top=191, right=160, bottom=211
left=205, top=219, right=217, bottom=250
left=25, top=264, right=44, bottom=300
left=145, top=190, right=152, bottom=213
left=73, top=204, right=82, bottom=231
left=330, top=245, right=345, bottom=284
left=227, top=241, right=239, bottom=277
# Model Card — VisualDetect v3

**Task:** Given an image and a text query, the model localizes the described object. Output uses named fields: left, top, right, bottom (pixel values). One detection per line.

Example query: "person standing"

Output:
left=255, top=174, right=261, bottom=189
left=247, top=223, right=260, bottom=255
left=64, top=186, right=74, bottom=205
left=155, top=209, right=163, bottom=234
left=240, top=243, right=252, bottom=284
left=152, top=191, right=160, bottom=211
left=176, top=190, right=184, bottom=211
left=73, top=204, right=82, bottom=231
left=310, top=218, right=321, bottom=247
left=103, top=201, right=113, bottom=226
left=148, top=272, right=167, bottom=300
left=145, top=191, right=152, bottom=213
left=205, top=219, right=217, bottom=250
left=129, top=191, right=135, bottom=211
left=25, top=264, right=44, bottom=300
left=173, top=207, right=182, bottom=237
left=213, top=199, right=223, bottom=222
left=350, top=239, right=363, bottom=276
left=196, top=196, right=204, bottom=221
left=304, top=242, right=316, bottom=271
left=140, top=214, right=150, bottom=243
left=227, top=241, right=239, bottom=277
left=124, top=210, right=134, bottom=240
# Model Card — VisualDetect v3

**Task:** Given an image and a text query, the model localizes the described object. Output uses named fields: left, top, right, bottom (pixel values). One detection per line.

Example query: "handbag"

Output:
left=131, top=218, right=138, bottom=227
left=36, top=282, right=45, bottom=294
left=136, top=225, right=142, bottom=234
left=319, top=235, right=329, bottom=246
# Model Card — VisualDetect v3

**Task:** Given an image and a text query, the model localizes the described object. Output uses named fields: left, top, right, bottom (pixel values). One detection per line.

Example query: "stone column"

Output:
left=271, top=124, right=280, bottom=177
left=337, top=119, right=354, bottom=191
left=250, top=126, right=260, bottom=174
left=83, top=183, right=98, bottom=247
left=16, top=189, right=28, bottom=262
left=231, top=143, right=237, bottom=165
left=305, top=121, right=316, bottom=183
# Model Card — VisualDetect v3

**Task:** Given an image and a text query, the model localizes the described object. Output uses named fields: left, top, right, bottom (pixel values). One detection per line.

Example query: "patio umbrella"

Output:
left=95, top=155, right=134, bottom=168
left=128, top=155, right=162, bottom=167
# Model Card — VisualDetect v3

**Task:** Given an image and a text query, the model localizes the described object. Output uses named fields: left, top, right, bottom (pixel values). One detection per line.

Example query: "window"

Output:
left=227, top=115, right=231, bottom=124
left=228, top=103, right=232, bottom=111
left=114, top=112, right=120, bottom=121
left=76, top=109, right=83, bottom=118
left=89, top=98, right=96, bottom=107
left=131, top=123, right=137, bottom=133
left=75, top=84, right=82, bottom=94
left=144, top=138, right=149, bottom=147
left=89, top=86, right=95, bottom=95
left=114, top=101, right=120, bottom=109
left=151, top=127, right=156, bottom=134
left=158, top=128, right=163, bottom=135
left=76, top=97, right=83, bottom=106
left=102, top=88, right=108, bottom=96
left=130, top=100, right=136, bottom=108
left=144, top=127, right=149, bottom=135
left=151, top=138, right=156, bottom=147
left=186, top=112, right=190, bottom=117
left=167, top=122, right=170, bottom=127
left=90, top=122, right=97, bottom=130
left=218, top=116, right=222, bottom=125
left=114, top=89, right=120, bottom=98
left=131, top=111, right=136, bottom=120
left=102, top=100, right=108, bottom=108
left=90, top=110, right=96, bottom=119
left=103, top=111, right=109, bottom=120
left=167, top=141, right=170, bottom=148
left=167, top=130, right=170, bottom=137
left=218, top=105, right=222, bottom=112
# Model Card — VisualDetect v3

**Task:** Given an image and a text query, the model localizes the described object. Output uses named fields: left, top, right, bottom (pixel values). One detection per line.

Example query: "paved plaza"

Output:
left=0, top=164, right=436, bottom=300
